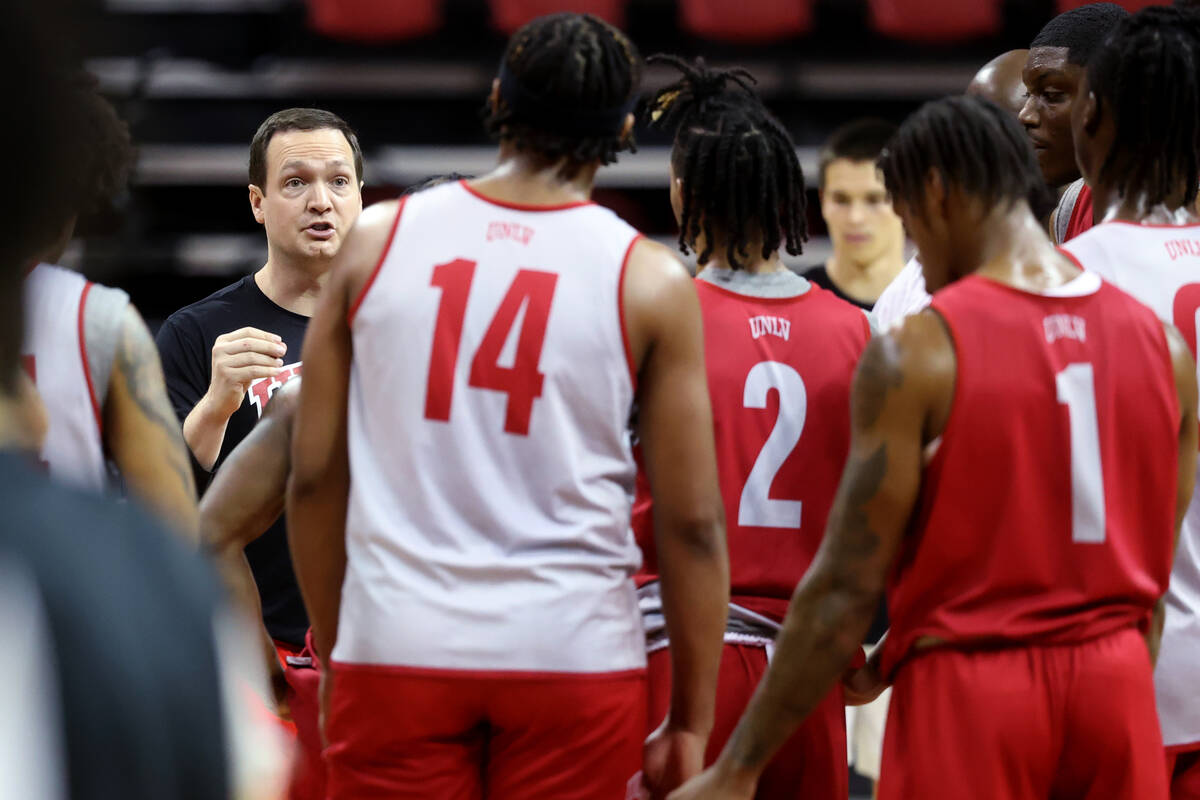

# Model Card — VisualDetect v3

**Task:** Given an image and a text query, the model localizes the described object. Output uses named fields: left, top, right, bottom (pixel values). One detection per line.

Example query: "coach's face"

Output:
left=249, top=128, right=363, bottom=264
left=1019, top=47, right=1084, bottom=189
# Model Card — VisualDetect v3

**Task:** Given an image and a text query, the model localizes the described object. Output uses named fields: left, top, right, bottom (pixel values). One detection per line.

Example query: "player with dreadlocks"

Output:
left=631, top=55, right=871, bottom=799
left=1062, top=9, right=1200, bottom=797
left=669, top=93, right=1197, bottom=800
left=288, top=13, right=729, bottom=800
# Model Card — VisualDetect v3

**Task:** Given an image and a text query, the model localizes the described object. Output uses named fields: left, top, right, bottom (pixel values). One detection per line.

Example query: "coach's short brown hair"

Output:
left=248, top=108, right=363, bottom=192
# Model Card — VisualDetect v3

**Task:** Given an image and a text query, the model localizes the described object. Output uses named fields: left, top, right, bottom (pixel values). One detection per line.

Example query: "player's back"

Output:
left=338, top=180, right=644, bottom=673
left=1064, top=221, right=1200, bottom=749
left=634, top=271, right=870, bottom=623
left=22, top=263, right=106, bottom=491
left=881, top=271, right=1179, bottom=677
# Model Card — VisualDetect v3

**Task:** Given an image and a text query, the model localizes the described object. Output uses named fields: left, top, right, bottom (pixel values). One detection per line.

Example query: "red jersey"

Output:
left=634, top=278, right=871, bottom=622
left=1064, top=183, right=1094, bottom=243
left=880, top=273, right=1179, bottom=678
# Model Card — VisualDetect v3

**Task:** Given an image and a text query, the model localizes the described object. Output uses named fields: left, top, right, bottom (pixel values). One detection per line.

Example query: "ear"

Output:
left=489, top=78, right=501, bottom=115
left=927, top=169, right=949, bottom=223
left=249, top=184, right=266, bottom=225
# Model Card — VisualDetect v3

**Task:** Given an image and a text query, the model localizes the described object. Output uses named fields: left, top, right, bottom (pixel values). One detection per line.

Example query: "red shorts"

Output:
left=1167, top=743, right=1200, bottom=800
left=325, top=662, right=647, bottom=800
left=646, top=643, right=847, bottom=799
left=273, top=637, right=323, bottom=800
left=880, top=628, right=1167, bottom=800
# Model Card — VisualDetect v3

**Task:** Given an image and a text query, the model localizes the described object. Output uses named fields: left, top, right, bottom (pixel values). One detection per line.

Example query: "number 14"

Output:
left=423, top=258, right=558, bottom=436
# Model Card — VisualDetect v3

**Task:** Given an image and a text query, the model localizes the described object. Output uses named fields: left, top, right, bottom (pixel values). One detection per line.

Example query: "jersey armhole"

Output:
left=347, top=196, right=408, bottom=328
left=76, top=282, right=103, bottom=436
left=618, top=233, right=644, bottom=391
left=921, top=305, right=962, bottom=476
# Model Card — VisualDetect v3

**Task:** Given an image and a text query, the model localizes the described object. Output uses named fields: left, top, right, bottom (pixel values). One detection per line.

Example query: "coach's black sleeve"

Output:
left=155, top=313, right=209, bottom=426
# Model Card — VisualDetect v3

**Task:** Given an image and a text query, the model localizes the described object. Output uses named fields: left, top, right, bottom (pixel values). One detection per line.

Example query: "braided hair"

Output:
left=879, top=95, right=1044, bottom=217
left=643, top=56, right=807, bottom=270
left=484, top=13, right=642, bottom=178
left=1087, top=7, right=1200, bottom=209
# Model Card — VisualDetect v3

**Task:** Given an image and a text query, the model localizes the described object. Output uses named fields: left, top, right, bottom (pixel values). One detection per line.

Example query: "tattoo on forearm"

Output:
left=854, top=339, right=903, bottom=428
left=117, top=311, right=197, bottom=502
left=832, top=444, right=888, bottom=564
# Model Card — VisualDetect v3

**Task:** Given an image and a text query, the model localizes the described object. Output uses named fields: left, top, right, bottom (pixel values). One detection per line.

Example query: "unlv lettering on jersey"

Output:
left=1043, top=314, right=1087, bottom=344
left=486, top=221, right=535, bottom=246
left=1165, top=239, right=1200, bottom=262
left=248, top=362, right=302, bottom=417
left=747, top=315, right=791, bottom=342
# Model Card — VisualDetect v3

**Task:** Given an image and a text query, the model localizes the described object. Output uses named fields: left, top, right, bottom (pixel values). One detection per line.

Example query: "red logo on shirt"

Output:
left=247, top=361, right=302, bottom=417
left=486, top=221, right=535, bottom=246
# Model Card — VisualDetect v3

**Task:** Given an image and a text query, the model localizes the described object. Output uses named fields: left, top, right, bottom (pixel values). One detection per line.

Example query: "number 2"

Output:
left=738, top=361, right=806, bottom=529
left=1056, top=363, right=1106, bottom=543
left=424, top=258, right=558, bottom=436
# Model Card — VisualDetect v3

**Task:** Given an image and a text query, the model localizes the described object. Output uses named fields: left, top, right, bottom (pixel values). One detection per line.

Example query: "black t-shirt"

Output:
left=802, top=264, right=876, bottom=311
left=156, top=274, right=309, bottom=645
left=0, top=452, right=229, bottom=799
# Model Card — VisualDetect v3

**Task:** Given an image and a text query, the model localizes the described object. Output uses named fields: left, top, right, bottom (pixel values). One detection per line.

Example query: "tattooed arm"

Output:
left=105, top=305, right=199, bottom=542
left=669, top=310, right=956, bottom=800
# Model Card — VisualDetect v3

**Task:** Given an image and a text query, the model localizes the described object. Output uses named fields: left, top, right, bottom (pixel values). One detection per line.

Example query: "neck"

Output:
left=824, top=247, right=905, bottom=302
left=255, top=255, right=328, bottom=318
left=701, top=240, right=786, bottom=275
left=468, top=144, right=598, bottom=206
left=1090, top=180, right=1200, bottom=227
left=969, top=203, right=1078, bottom=292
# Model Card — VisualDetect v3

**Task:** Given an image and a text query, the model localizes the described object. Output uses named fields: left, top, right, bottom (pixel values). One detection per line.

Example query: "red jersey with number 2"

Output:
left=880, top=273, right=1179, bottom=679
left=633, top=279, right=871, bottom=622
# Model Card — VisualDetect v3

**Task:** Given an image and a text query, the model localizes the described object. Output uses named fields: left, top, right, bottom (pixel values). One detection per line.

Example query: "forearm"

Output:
left=286, top=476, right=348, bottom=661
left=657, top=517, right=729, bottom=734
left=718, top=575, right=878, bottom=782
left=183, top=393, right=233, bottom=471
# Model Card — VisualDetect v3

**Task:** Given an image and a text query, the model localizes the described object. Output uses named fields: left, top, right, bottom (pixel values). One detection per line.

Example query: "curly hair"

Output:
left=483, top=13, right=642, bottom=179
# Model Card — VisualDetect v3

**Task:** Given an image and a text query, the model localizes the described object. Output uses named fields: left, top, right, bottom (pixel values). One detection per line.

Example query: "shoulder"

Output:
left=622, top=238, right=693, bottom=302
left=851, top=309, right=956, bottom=428
left=160, top=277, right=254, bottom=334
left=338, top=197, right=406, bottom=309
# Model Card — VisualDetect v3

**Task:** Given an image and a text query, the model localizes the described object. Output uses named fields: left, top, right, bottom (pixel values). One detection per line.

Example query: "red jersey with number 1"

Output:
left=633, top=279, right=871, bottom=622
left=880, top=273, right=1179, bottom=679
left=337, top=180, right=646, bottom=674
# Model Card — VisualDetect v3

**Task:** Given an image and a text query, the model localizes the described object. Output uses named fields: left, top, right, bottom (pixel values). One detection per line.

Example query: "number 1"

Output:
left=1056, top=363, right=1106, bottom=543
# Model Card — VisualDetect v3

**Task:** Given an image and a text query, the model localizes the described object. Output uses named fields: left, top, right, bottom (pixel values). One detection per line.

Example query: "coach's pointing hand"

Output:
left=183, top=327, right=285, bottom=470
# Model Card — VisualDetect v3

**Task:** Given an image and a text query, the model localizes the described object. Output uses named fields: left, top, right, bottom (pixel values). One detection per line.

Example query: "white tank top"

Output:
left=21, top=264, right=114, bottom=492
left=335, top=181, right=646, bottom=673
left=1064, top=221, right=1200, bottom=747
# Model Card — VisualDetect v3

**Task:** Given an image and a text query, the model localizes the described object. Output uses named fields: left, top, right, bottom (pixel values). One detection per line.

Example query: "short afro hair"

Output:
left=1030, top=2, right=1129, bottom=66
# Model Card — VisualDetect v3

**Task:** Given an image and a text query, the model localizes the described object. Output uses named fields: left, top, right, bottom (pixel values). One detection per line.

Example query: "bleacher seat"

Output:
left=307, top=0, right=442, bottom=41
left=1054, top=0, right=1164, bottom=12
left=867, top=0, right=1003, bottom=43
left=488, top=0, right=626, bottom=35
left=677, top=0, right=813, bottom=43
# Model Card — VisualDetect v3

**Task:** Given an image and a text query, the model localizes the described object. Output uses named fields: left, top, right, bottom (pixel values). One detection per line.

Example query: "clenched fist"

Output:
left=206, top=327, right=287, bottom=419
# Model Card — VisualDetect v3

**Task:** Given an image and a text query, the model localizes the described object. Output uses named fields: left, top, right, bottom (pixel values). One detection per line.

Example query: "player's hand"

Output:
left=842, top=646, right=887, bottom=706
left=665, top=762, right=756, bottom=800
left=642, top=718, right=708, bottom=799
left=204, top=327, right=287, bottom=420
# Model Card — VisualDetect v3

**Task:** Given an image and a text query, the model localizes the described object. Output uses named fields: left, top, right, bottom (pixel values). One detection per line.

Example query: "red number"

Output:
left=424, top=258, right=477, bottom=422
left=1173, top=284, right=1200, bottom=452
left=469, top=270, right=558, bottom=435
left=424, top=261, right=558, bottom=436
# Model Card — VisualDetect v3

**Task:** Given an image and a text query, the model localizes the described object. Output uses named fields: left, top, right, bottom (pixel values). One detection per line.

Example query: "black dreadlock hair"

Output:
left=643, top=55, right=807, bottom=270
left=1030, top=2, right=1128, bottom=65
left=1087, top=7, right=1200, bottom=209
left=484, top=13, right=642, bottom=179
left=880, top=95, right=1044, bottom=219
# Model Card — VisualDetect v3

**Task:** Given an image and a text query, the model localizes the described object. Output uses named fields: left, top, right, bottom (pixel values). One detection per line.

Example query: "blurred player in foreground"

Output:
left=1062, top=9, right=1200, bottom=796
left=289, top=12, right=728, bottom=799
left=670, top=94, right=1197, bottom=800
left=22, top=75, right=197, bottom=538
left=632, top=56, right=870, bottom=799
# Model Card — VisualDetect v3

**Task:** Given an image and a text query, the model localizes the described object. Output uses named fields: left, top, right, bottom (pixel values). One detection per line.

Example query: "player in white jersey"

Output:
left=288, top=13, right=729, bottom=800
left=1063, top=9, right=1200, bottom=796
left=21, top=75, right=196, bottom=538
